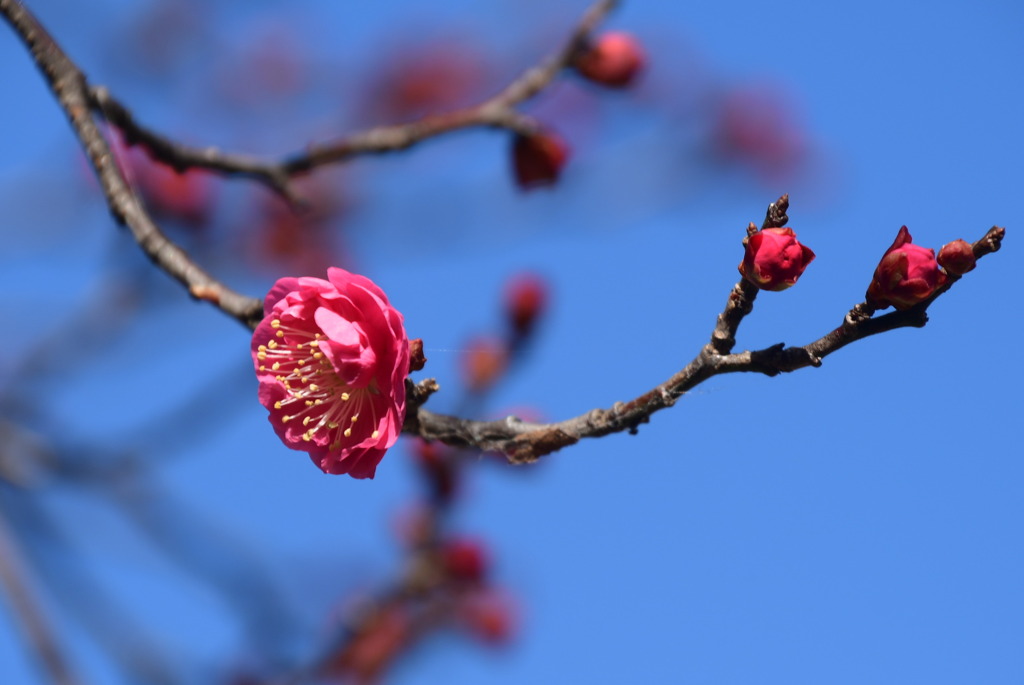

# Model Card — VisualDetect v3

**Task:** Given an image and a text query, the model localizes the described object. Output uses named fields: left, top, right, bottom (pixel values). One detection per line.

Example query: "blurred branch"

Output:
left=0, top=513, right=81, bottom=685
left=85, top=0, right=619, bottom=202
left=2, top=489, right=178, bottom=685
left=0, top=0, right=264, bottom=329
left=406, top=198, right=1005, bottom=463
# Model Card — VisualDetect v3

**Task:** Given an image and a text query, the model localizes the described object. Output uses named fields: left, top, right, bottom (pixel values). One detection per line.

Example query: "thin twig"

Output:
left=405, top=200, right=1005, bottom=463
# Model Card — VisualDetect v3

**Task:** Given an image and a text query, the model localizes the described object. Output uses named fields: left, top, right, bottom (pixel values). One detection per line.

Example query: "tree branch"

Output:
left=0, top=513, right=81, bottom=685
left=0, top=0, right=264, bottom=329
left=405, top=201, right=1005, bottom=463
left=87, top=0, right=620, bottom=203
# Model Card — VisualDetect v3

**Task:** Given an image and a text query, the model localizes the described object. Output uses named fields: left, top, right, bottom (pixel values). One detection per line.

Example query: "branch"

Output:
left=85, top=0, right=619, bottom=202
left=0, top=513, right=81, bottom=685
left=0, top=0, right=266, bottom=329
left=405, top=199, right=1005, bottom=463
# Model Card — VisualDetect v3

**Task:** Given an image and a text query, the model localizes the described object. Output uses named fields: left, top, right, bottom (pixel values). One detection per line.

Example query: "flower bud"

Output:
left=461, top=336, right=508, bottom=393
left=511, top=130, right=569, bottom=189
left=442, top=538, right=489, bottom=583
left=458, top=590, right=517, bottom=646
left=408, top=338, right=427, bottom=371
left=572, top=32, right=645, bottom=88
left=504, top=273, right=549, bottom=339
left=937, top=239, right=977, bottom=275
left=866, top=226, right=948, bottom=310
left=738, top=227, right=815, bottom=291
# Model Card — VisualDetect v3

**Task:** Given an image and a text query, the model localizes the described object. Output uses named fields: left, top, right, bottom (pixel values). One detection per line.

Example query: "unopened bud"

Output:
left=573, top=31, right=646, bottom=88
left=504, top=273, right=549, bottom=338
left=511, top=130, right=569, bottom=190
left=866, top=226, right=947, bottom=310
left=937, top=239, right=977, bottom=275
left=738, top=227, right=815, bottom=291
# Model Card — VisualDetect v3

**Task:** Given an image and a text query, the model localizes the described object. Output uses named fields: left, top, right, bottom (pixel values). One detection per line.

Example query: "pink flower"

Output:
left=573, top=31, right=646, bottom=88
left=252, top=268, right=409, bottom=478
left=866, top=226, right=948, bottom=310
left=738, top=227, right=815, bottom=291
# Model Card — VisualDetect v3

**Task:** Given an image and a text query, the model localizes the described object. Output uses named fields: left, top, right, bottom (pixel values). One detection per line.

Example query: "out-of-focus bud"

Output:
left=738, top=227, right=815, bottom=291
left=712, top=86, right=807, bottom=179
left=329, top=606, right=410, bottom=682
left=504, top=273, right=549, bottom=339
left=411, top=439, right=458, bottom=503
left=511, top=130, right=569, bottom=190
left=937, top=239, right=977, bottom=276
left=134, top=156, right=213, bottom=227
left=572, top=31, right=646, bottom=88
left=458, top=590, right=517, bottom=646
left=461, top=337, right=508, bottom=393
left=442, top=538, right=489, bottom=583
left=866, top=226, right=948, bottom=310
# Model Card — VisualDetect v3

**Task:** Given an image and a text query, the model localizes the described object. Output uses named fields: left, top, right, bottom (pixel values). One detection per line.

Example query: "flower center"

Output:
left=256, top=318, right=380, bottom=450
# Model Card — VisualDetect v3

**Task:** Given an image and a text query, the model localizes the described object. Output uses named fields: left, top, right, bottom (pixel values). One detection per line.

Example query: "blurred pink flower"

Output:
left=252, top=268, right=409, bottom=478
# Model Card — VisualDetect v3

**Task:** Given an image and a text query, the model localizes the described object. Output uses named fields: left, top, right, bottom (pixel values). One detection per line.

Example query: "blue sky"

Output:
left=1, top=1, right=1021, bottom=684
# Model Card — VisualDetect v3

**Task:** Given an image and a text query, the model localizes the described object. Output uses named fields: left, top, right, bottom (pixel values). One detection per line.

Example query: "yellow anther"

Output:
left=343, top=428, right=352, bottom=438
left=303, top=416, right=311, bottom=426
left=305, top=400, right=314, bottom=406
left=341, top=392, right=350, bottom=401
left=258, top=345, right=267, bottom=352
left=272, top=362, right=281, bottom=371
left=350, top=415, right=358, bottom=423
left=276, top=330, right=284, bottom=338
left=257, top=351, right=267, bottom=360
left=268, top=341, right=278, bottom=349
left=274, top=401, right=282, bottom=410
left=259, top=365, right=266, bottom=372
left=313, top=352, right=323, bottom=359
left=302, top=432, right=312, bottom=442
left=328, top=422, right=339, bottom=429
left=371, top=430, right=379, bottom=439
left=282, top=415, right=292, bottom=423
left=271, top=319, right=281, bottom=328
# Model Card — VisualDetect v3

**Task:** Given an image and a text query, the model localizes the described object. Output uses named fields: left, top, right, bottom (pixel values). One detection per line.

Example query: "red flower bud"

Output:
left=461, top=336, right=508, bottom=393
left=458, top=590, right=517, bottom=646
left=738, top=227, right=815, bottom=291
left=442, top=538, right=489, bottom=583
left=411, top=439, right=459, bottom=503
left=866, top=226, right=948, bottom=310
left=504, top=273, right=549, bottom=338
left=511, top=130, right=569, bottom=190
left=573, top=32, right=646, bottom=88
left=937, top=239, right=977, bottom=275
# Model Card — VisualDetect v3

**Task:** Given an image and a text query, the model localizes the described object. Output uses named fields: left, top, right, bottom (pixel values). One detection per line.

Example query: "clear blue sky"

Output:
left=1, top=1, right=1021, bottom=684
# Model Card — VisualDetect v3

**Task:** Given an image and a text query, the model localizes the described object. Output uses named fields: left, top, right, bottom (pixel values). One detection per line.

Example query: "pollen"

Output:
left=258, top=317, right=371, bottom=451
